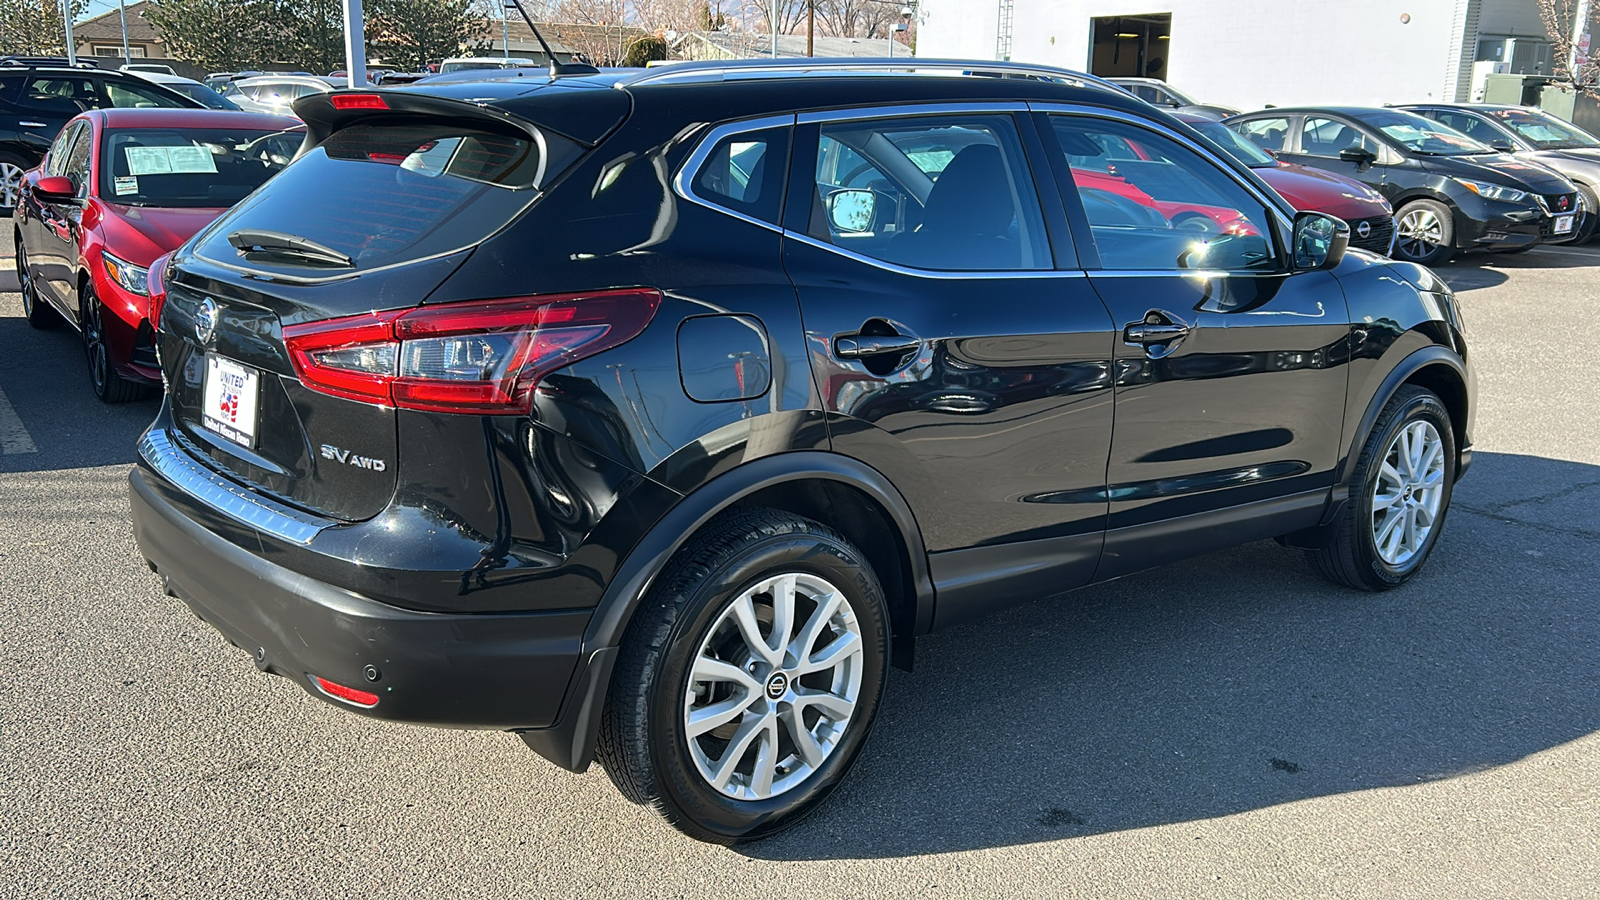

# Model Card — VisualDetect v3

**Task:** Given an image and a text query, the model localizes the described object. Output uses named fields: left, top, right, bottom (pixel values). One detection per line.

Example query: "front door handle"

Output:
left=1124, top=322, right=1191, bottom=344
left=835, top=334, right=921, bottom=358
left=18, top=121, right=48, bottom=129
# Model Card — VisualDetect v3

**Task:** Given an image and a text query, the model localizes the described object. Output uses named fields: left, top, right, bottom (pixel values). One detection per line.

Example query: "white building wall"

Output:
left=918, top=0, right=1520, bottom=111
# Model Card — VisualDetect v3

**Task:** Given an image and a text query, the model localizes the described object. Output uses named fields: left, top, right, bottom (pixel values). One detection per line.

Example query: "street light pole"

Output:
left=342, top=0, right=367, bottom=86
left=771, top=0, right=778, bottom=58
left=502, top=1, right=510, bottom=60
left=61, top=0, right=76, bottom=64
left=117, top=0, right=132, bottom=68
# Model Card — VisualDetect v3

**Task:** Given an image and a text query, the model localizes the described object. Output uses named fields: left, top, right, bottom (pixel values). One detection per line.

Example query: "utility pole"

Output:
left=117, top=0, right=131, bottom=67
left=342, top=0, right=367, bottom=86
left=807, top=0, right=813, bottom=57
left=771, top=0, right=778, bottom=58
left=61, top=0, right=76, bottom=64
left=502, top=1, right=510, bottom=60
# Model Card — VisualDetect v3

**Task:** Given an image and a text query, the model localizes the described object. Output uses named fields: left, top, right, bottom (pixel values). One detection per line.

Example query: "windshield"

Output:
left=99, top=127, right=301, bottom=208
left=1187, top=119, right=1277, bottom=167
left=1361, top=111, right=1491, bottom=156
left=171, top=81, right=241, bottom=111
left=1490, top=108, right=1600, bottom=150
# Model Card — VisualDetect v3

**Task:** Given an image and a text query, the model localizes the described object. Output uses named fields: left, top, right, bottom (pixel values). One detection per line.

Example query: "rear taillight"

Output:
left=282, top=289, right=661, bottom=414
left=147, top=252, right=172, bottom=332
left=330, top=93, right=388, bottom=110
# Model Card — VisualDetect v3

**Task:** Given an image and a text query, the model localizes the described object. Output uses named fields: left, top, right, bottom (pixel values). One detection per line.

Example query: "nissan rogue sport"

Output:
left=130, top=59, right=1475, bottom=844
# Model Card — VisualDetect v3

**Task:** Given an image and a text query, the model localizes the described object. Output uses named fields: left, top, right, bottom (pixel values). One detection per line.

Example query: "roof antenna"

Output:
left=504, top=0, right=601, bottom=77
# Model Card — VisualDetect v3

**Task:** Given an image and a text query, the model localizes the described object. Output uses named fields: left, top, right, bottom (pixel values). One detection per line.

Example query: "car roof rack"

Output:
left=614, top=57, right=1131, bottom=96
left=0, top=56, right=101, bottom=70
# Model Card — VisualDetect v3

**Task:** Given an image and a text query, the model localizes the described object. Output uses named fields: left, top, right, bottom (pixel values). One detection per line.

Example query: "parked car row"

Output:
left=48, top=59, right=1476, bottom=846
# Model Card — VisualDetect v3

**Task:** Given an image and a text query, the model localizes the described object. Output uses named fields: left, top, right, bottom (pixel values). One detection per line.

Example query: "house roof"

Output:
left=678, top=31, right=910, bottom=59
left=74, top=1, right=164, bottom=44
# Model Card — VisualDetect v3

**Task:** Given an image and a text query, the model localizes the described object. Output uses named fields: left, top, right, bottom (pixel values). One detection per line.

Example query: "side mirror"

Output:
left=1489, top=139, right=1516, bottom=153
left=1292, top=212, right=1350, bottom=271
left=826, top=189, right=877, bottom=233
left=1338, top=146, right=1377, bottom=167
left=34, top=175, right=76, bottom=201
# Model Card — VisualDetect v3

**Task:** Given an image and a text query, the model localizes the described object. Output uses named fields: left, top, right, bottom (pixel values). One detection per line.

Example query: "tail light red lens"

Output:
left=330, top=93, right=389, bottom=110
left=147, top=252, right=172, bottom=332
left=282, top=289, right=662, bottom=414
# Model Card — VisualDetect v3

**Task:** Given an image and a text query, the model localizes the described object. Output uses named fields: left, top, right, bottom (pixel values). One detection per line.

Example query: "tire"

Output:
left=598, top=508, right=890, bottom=844
left=0, top=151, right=29, bottom=219
left=81, top=282, right=149, bottom=404
left=1572, top=182, right=1599, bottom=245
left=1392, top=199, right=1456, bottom=265
left=16, top=238, right=59, bottom=330
left=1310, top=385, right=1456, bottom=591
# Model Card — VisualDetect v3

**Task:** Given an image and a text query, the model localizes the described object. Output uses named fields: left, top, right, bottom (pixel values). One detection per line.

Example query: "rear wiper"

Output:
left=227, top=229, right=353, bottom=268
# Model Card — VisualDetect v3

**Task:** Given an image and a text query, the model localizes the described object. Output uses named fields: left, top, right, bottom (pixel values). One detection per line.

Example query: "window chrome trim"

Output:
left=138, top=429, right=332, bottom=545
left=672, top=113, right=795, bottom=235
left=782, top=231, right=1083, bottom=279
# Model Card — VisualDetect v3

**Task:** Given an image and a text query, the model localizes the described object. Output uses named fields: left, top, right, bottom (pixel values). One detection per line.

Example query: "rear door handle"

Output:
left=18, top=121, right=47, bottom=128
left=835, top=335, right=921, bottom=358
left=1124, top=323, right=1191, bottom=343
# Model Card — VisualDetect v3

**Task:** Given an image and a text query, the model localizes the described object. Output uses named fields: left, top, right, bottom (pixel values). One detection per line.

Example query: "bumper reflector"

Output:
left=312, top=675, right=380, bottom=708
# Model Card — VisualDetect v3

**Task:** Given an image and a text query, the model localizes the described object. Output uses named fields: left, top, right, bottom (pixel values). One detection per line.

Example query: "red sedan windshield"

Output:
left=99, top=127, right=301, bottom=208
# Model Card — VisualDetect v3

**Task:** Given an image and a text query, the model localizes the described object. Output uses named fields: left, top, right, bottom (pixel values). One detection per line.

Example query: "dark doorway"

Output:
left=1089, top=13, right=1172, bottom=80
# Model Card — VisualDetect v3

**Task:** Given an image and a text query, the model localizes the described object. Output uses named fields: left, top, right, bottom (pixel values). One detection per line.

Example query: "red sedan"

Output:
left=13, top=108, right=299, bottom=401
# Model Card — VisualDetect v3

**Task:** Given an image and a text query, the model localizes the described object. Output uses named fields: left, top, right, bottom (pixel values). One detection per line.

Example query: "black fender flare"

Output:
left=521, top=451, right=934, bottom=772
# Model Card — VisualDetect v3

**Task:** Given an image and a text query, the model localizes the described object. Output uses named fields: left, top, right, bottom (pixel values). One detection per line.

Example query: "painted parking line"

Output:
left=0, top=385, right=38, bottom=454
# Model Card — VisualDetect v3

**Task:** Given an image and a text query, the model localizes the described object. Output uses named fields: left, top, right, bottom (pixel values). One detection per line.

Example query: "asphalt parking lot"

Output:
left=1, top=247, right=1596, bottom=898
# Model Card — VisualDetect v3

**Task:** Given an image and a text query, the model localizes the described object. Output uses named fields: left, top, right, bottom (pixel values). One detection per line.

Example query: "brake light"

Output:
left=147, top=252, right=172, bottom=332
left=282, top=289, right=662, bottom=414
left=331, top=93, right=389, bottom=110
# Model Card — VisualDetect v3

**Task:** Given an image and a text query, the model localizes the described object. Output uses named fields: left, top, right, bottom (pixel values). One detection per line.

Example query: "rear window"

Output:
left=194, top=119, right=581, bottom=272
left=100, top=127, right=300, bottom=208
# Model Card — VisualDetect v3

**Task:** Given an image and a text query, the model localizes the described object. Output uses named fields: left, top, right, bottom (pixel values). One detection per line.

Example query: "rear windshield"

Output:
left=100, top=127, right=301, bottom=208
left=194, top=118, right=580, bottom=272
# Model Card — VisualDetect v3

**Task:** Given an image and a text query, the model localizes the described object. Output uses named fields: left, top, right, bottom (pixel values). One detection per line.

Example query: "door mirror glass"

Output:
left=826, top=189, right=876, bottom=233
left=1292, top=211, right=1350, bottom=270
left=1489, top=138, right=1516, bottom=153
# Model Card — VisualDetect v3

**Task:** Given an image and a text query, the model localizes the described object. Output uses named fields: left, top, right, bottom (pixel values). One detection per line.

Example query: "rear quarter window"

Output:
left=193, top=118, right=582, bottom=274
left=689, top=125, right=790, bottom=225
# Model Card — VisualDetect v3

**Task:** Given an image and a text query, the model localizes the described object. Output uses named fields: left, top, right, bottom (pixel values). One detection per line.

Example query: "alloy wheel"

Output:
left=1371, top=420, right=1446, bottom=566
left=1396, top=207, right=1444, bottom=260
left=84, top=295, right=109, bottom=393
left=683, top=571, right=864, bottom=801
left=0, top=161, right=22, bottom=212
left=16, top=245, right=34, bottom=315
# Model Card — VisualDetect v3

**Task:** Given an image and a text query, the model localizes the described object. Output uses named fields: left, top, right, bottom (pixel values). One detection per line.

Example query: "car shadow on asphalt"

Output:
left=0, top=313, right=159, bottom=472
left=741, top=450, right=1600, bottom=860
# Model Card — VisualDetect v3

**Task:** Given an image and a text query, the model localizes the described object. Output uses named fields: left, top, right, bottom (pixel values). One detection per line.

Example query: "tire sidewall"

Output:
left=1353, top=391, right=1456, bottom=587
left=646, top=532, right=889, bottom=841
left=1395, top=199, right=1455, bottom=265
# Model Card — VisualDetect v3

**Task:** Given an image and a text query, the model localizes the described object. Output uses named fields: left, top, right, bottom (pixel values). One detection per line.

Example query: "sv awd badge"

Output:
left=320, top=444, right=386, bottom=472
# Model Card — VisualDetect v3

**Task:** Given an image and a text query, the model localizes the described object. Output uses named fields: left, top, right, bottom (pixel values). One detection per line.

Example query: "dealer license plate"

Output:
left=202, top=355, right=259, bottom=448
left=1554, top=214, right=1575, bottom=235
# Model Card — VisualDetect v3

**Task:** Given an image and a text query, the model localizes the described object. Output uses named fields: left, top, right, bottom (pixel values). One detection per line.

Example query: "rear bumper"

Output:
left=129, top=464, right=590, bottom=729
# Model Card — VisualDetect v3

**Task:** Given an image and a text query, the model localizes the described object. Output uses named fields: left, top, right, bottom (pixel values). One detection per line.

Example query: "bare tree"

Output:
left=1538, top=0, right=1600, bottom=97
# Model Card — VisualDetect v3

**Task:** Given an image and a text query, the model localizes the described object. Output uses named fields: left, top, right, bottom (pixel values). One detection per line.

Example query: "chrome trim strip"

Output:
left=617, top=58, right=1129, bottom=94
left=782, top=231, right=1085, bottom=280
left=672, top=113, right=795, bottom=235
left=138, top=429, right=332, bottom=545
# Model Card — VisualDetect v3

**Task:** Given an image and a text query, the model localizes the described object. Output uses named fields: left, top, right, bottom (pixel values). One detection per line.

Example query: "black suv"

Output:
left=1227, top=106, right=1579, bottom=264
left=130, top=60, right=1475, bottom=843
left=0, top=57, right=200, bottom=215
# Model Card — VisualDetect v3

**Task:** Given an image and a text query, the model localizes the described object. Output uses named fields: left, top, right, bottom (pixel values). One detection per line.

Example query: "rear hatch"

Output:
left=159, top=86, right=626, bottom=521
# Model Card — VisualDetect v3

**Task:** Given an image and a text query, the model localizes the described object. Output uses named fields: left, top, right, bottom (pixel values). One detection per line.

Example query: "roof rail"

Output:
left=0, top=56, right=100, bottom=70
left=614, top=57, right=1132, bottom=96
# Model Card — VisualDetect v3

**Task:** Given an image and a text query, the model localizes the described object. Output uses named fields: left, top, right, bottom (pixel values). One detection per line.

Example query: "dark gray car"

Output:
left=1402, top=104, right=1600, bottom=243
left=1109, top=77, right=1240, bottom=121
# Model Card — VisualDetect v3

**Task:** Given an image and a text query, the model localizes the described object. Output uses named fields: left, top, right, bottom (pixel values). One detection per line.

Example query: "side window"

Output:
left=104, top=80, right=187, bottom=109
left=45, top=122, right=82, bottom=176
left=1432, top=111, right=1494, bottom=143
left=808, top=114, right=1051, bottom=271
left=1233, top=116, right=1290, bottom=152
left=1050, top=116, right=1275, bottom=272
left=19, top=77, right=100, bottom=115
left=1299, top=117, right=1377, bottom=158
left=689, top=125, right=789, bottom=225
left=61, top=124, right=93, bottom=197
